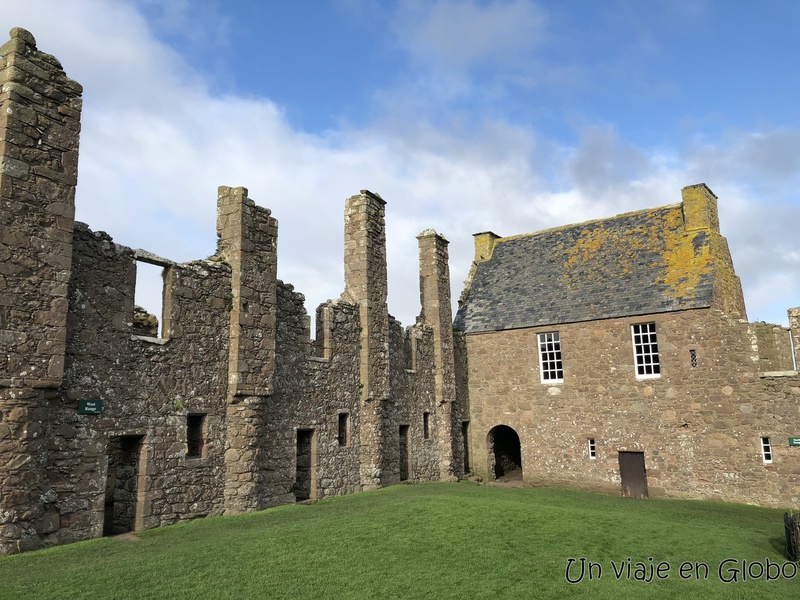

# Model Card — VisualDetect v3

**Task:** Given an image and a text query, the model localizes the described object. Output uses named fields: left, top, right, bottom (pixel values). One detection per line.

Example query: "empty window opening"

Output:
left=462, top=421, right=470, bottom=474
left=538, top=332, right=564, bottom=382
left=423, top=412, right=430, bottom=439
left=399, top=425, right=410, bottom=481
left=134, top=260, right=165, bottom=338
left=588, top=438, right=597, bottom=459
left=186, top=414, right=205, bottom=458
left=294, top=429, right=316, bottom=501
left=337, top=412, right=349, bottom=447
left=487, top=425, right=522, bottom=482
left=104, top=435, right=144, bottom=536
left=632, top=322, right=661, bottom=378
left=690, top=349, right=698, bottom=368
left=761, top=437, right=773, bottom=463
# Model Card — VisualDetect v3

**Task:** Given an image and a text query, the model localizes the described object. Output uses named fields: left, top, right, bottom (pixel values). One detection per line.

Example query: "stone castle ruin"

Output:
left=1, top=28, right=799, bottom=556
left=0, top=28, right=461, bottom=554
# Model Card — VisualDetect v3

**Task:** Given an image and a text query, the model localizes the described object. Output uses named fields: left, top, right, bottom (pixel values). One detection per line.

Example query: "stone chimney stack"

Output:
left=0, top=27, right=82, bottom=387
left=0, top=27, right=82, bottom=554
left=417, top=230, right=458, bottom=480
left=681, top=183, right=720, bottom=233
left=343, top=190, right=389, bottom=490
left=216, top=185, right=277, bottom=513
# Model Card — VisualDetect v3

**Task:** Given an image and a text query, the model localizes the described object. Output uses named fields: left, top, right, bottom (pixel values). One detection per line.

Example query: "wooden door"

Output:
left=619, top=451, right=648, bottom=499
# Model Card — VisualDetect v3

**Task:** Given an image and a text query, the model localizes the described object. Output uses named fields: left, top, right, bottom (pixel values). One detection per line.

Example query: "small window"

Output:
left=423, top=412, right=430, bottom=439
left=337, top=412, right=349, bottom=447
left=632, top=323, right=660, bottom=378
left=187, top=414, right=205, bottom=458
left=588, top=438, right=596, bottom=459
left=690, top=349, right=698, bottom=368
left=761, top=437, right=772, bottom=463
left=538, top=332, right=564, bottom=383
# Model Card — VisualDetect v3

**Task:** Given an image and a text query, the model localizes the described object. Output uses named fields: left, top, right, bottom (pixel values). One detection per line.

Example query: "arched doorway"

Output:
left=487, top=425, right=522, bottom=481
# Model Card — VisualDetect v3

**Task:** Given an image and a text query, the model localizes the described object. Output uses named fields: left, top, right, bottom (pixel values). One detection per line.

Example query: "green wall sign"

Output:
left=78, top=399, right=103, bottom=415
left=789, top=438, right=800, bottom=447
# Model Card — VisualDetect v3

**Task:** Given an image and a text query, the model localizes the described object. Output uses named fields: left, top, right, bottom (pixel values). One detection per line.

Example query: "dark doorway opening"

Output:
left=294, top=429, right=315, bottom=501
left=462, top=421, right=470, bottom=474
left=399, top=425, right=410, bottom=481
left=488, top=425, right=522, bottom=480
left=104, top=435, right=143, bottom=536
left=619, top=451, right=648, bottom=499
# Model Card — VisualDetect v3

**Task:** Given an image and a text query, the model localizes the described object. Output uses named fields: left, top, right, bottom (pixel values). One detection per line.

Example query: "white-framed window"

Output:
left=631, top=322, right=660, bottom=378
left=538, top=332, right=564, bottom=383
left=588, top=438, right=596, bottom=460
left=761, top=437, right=773, bottom=463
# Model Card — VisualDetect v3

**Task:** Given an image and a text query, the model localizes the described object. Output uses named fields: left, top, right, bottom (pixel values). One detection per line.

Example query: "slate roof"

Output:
left=454, top=203, right=718, bottom=334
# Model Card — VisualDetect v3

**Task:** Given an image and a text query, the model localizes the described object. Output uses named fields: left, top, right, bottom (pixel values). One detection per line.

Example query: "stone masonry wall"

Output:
left=0, top=28, right=82, bottom=555
left=44, top=223, right=232, bottom=548
left=750, top=321, right=795, bottom=372
left=417, top=231, right=461, bottom=480
left=343, top=191, right=391, bottom=489
left=460, top=307, right=800, bottom=507
left=0, top=27, right=457, bottom=554
left=216, top=185, right=277, bottom=514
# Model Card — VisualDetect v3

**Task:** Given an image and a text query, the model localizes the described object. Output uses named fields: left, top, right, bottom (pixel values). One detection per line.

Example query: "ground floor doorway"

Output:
left=487, top=425, right=522, bottom=481
left=103, top=435, right=144, bottom=536
left=294, top=429, right=317, bottom=501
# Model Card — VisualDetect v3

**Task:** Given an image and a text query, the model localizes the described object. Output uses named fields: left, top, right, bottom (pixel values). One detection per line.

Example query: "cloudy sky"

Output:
left=4, top=0, right=800, bottom=329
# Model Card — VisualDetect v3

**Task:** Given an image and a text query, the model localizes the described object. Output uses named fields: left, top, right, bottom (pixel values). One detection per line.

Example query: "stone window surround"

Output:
left=537, top=331, right=564, bottom=384
left=132, top=249, right=175, bottom=342
left=186, top=413, right=206, bottom=459
left=631, top=322, right=661, bottom=379
left=337, top=412, right=350, bottom=447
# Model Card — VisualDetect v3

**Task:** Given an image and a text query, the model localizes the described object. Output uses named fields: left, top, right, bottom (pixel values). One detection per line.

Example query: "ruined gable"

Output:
left=0, top=28, right=461, bottom=556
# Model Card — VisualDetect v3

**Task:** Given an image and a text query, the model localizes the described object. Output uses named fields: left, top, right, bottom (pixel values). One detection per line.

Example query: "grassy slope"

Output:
left=0, top=483, right=795, bottom=600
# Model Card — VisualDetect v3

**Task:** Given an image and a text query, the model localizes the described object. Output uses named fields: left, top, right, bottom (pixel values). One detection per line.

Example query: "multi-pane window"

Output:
left=588, top=438, right=597, bottom=460
left=632, top=323, right=660, bottom=378
left=538, top=332, right=564, bottom=383
left=761, top=437, right=773, bottom=463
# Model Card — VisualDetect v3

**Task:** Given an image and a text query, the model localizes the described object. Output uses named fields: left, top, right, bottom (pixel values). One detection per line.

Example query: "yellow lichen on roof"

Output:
left=656, top=209, right=714, bottom=300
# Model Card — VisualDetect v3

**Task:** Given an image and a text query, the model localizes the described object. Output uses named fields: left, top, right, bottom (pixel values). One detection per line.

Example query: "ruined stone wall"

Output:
left=387, top=318, right=439, bottom=483
left=417, top=231, right=460, bottom=480
left=42, top=224, right=232, bottom=548
left=0, top=28, right=459, bottom=555
left=750, top=322, right=795, bottom=372
left=460, top=307, right=800, bottom=507
left=0, top=28, right=82, bottom=555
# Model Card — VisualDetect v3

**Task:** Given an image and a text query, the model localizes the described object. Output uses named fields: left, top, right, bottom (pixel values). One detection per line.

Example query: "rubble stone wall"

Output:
left=459, top=307, right=800, bottom=507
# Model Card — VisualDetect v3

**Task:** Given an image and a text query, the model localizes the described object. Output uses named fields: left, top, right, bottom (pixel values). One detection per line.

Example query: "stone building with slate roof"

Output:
left=455, top=184, right=800, bottom=507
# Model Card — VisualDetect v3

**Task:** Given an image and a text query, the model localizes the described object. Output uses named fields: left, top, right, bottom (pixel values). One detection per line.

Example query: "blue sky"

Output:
left=4, top=0, right=800, bottom=328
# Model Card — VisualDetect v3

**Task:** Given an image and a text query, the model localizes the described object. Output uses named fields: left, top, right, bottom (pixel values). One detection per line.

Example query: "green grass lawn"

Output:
left=0, top=483, right=796, bottom=599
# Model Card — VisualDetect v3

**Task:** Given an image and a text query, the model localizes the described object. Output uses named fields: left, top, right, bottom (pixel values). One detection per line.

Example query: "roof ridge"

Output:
left=495, top=202, right=682, bottom=245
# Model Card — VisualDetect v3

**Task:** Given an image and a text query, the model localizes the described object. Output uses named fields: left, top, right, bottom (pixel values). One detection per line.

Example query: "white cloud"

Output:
left=3, top=0, right=798, bottom=330
left=398, top=0, right=547, bottom=73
